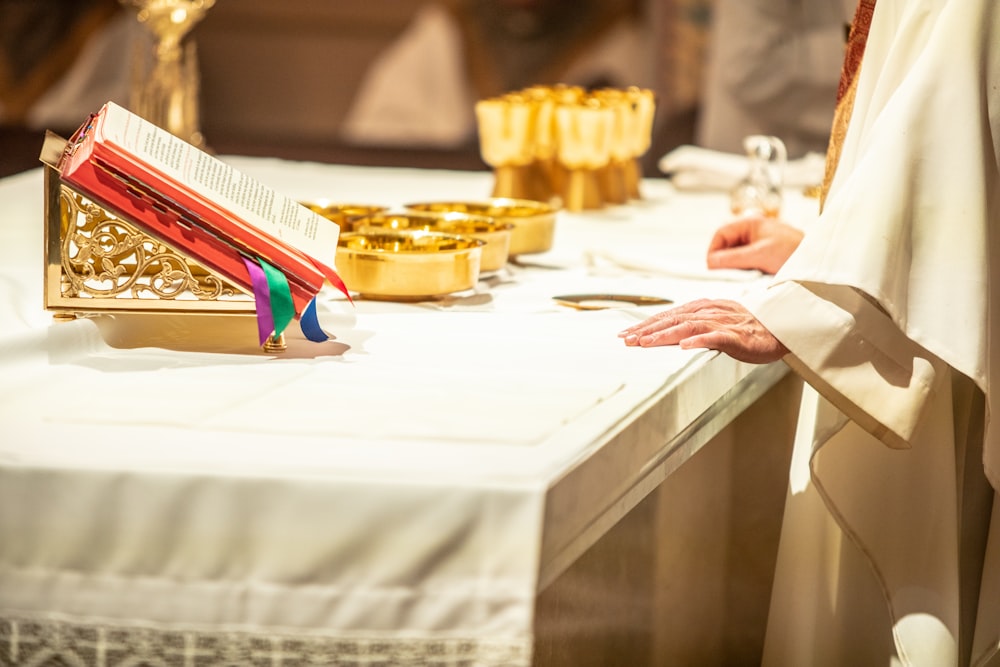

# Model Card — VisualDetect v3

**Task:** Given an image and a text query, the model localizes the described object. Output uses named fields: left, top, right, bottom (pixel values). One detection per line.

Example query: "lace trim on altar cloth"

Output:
left=0, top=615, right=532, bottom=667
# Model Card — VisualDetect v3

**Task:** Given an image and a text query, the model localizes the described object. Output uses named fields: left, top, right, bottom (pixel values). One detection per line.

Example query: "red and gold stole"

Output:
left=821, top=0, right=877, bottom=209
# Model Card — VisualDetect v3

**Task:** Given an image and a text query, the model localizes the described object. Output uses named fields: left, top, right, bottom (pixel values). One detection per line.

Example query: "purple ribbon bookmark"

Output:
left=243, top=256, right=275, bottom=347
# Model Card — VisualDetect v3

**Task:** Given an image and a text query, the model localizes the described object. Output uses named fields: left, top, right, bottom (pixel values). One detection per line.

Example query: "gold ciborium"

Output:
left=120, top=0, right=215, bottom=146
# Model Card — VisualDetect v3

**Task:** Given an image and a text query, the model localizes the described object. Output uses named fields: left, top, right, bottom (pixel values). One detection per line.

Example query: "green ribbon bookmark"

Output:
left=259, top=258, right=294, bottom=339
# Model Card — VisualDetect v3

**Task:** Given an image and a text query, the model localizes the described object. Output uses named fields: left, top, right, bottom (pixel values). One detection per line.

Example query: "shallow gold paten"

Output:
left=552, top=293, right=673, bottom=310
left=350, top=212, right=512, bottom=272
left=403, top=198, right=557, bottom=257
left=335, top=230, right=484, bottom=301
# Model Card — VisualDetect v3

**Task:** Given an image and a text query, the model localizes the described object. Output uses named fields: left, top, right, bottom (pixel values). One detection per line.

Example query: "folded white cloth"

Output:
left=658, top=145, right=827, bottom=192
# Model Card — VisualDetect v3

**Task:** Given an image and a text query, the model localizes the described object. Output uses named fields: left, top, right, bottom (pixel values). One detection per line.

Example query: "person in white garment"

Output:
left=339, top=0, right=654, bottom=149
left=696, top=0, right=858, bottom=159
left=620, top=0, right=1000, bottom=664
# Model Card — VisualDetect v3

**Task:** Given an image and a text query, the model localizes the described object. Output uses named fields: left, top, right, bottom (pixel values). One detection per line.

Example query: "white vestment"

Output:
left=747, top=0, right=1000, bottom=664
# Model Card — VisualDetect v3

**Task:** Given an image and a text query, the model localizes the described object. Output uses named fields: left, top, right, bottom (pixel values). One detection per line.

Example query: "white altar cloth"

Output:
left=0, top=159, right=818, bottom=666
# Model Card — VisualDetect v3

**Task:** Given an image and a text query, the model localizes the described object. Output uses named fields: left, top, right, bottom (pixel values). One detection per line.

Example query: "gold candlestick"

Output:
left=120, top=0, right=215, bottom=147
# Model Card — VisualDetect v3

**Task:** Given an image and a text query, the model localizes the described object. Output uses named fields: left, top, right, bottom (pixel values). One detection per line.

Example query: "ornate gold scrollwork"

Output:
left=58, top=186, right=242, bottom=302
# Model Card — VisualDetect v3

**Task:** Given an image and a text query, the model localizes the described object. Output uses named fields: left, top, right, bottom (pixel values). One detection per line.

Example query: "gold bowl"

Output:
left=335, top=229, right=484, bottom=300
left=403, top=198, right=558, bottom=256
left=349, top=212, right=513, bottom=272
left=299, top=201, right=389, bottom=225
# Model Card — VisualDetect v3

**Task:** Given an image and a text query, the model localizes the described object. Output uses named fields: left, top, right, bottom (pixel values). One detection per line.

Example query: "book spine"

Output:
left=93, top=145, right=328, bottom=294
left=95, top=104, right=338, bottom=284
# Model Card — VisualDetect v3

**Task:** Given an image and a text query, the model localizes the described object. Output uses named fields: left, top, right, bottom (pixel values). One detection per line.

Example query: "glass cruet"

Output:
left=730, top=134, right=787, bottom=217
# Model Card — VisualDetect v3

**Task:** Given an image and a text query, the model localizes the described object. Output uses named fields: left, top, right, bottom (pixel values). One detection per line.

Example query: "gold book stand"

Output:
left=40, top=132, right=286, bottom=352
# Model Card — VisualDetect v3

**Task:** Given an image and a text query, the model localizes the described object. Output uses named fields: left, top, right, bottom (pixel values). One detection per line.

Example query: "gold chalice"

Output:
left=555, top=100, right=614, bottom=212
left=120, top=0, right=215, bottom=146
left=623, top=87, right=656, bottom=199
left=592, top=89, right=630, bottom=205
left=476, top=95, right=542, bottom=202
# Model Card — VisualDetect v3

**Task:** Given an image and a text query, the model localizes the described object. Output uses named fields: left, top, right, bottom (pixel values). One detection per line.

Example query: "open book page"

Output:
left=94, top=102, right=339, bottom=267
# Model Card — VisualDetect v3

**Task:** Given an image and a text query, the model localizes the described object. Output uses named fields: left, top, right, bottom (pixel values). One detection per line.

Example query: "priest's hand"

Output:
left=618, top=299, right=789, bottom=364
left=706, top=214, right=804, bottom=275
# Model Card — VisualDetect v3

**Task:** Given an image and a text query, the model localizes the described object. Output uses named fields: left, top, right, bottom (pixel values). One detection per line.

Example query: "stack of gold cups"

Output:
left=475, top=85, right=656, bottom=212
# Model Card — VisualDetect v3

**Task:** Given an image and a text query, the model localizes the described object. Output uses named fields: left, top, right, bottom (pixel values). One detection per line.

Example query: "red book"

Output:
left=58, top=102, right=342, bottom=313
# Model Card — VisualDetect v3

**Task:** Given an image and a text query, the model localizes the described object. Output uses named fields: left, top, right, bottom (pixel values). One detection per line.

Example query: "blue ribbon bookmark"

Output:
left=299, top=297, right=330, bottom=342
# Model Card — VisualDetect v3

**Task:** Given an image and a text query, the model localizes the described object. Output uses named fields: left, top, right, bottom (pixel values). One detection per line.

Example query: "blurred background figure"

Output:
left=340, top=0, right=655, bottom=150
left=0, top=0, right=718, bottom=176
left=0, top=0, right=135, bottom=132
left=0, top=0, right=138, bottom=175
left=696, top=0, right=857, bottom=158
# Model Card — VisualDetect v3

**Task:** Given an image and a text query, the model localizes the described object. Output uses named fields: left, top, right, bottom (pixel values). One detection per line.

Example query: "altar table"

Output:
left=0, top=158, right=819, bottom=666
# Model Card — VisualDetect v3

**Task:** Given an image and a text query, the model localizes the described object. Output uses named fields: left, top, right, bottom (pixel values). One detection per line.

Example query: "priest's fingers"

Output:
left=619, top=299, right=741, bottom=346
left=706, top=243, right=773, bottom=271
left=706, top=217, right=757, bottom=252
left=618, top=298, right=721, bottom=339
left=619, top=299, right=788, bottom=363
left=621, top=318, right=711, bottom=348
left=705, top=216, right=804, bottom=274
